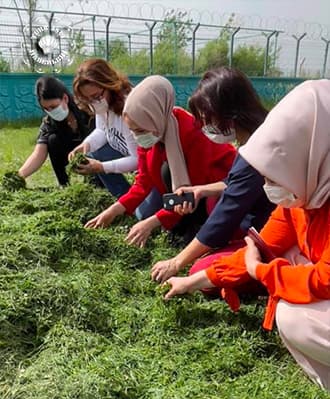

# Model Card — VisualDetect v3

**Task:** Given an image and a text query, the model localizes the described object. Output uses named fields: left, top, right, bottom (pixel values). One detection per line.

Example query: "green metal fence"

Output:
left=0, top=73, right=304, bottom=122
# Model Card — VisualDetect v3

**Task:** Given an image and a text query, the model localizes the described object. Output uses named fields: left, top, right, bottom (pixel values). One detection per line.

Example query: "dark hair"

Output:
left=189, top=67, right=268, bottom=134
left=35, top=75, right=74, bottom=108
left=73, top=58, right=132, bottom=115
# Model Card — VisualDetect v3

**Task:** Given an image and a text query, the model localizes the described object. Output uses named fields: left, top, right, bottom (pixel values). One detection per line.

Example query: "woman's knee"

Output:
left=276, top=300, right=330, bottom=352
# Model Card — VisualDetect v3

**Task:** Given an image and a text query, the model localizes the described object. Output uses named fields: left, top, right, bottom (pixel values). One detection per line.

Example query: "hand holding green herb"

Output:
left=1, top=171, right=26, bottom=191
left=66, top=152, right=89, bottom=175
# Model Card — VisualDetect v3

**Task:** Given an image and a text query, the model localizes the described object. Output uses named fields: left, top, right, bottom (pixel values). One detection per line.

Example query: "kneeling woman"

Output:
left=85, top=75, right=236, bottom=247
left=19, top=76, right=93, bottom=186
left=164, top=79, right=330, bottom=391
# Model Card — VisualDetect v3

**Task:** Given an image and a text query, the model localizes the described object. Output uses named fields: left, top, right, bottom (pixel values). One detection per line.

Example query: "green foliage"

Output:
left=66, top=152, right=89, bottom=175
left=158, top=9, right=192, bottom=49
left=153, top=9, right=193, bottom=75
left=195, top=15, right=233, bottom=74
left=232, top=45, right=269, bottom=77
left=154, top=42, right=191, bottom=75
left=0, top=126, right=328, bottom=398
left=0, top=51, right=10, bottom=72
left=196, top=37, right=229, bottom=74
left=1, top=171, right=26, bottom=191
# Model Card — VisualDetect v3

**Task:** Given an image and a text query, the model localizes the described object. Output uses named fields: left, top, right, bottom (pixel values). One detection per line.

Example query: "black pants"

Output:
left=47, top=133, right=81, bottom=186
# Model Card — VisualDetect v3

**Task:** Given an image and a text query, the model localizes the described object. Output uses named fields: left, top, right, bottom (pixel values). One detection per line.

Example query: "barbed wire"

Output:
left=3, top=0, right=330, bottom=39
left=0, top=0, right=329, bottom=77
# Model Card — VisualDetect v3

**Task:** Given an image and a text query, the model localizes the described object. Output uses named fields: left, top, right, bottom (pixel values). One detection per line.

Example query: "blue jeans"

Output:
left=135, top=188, right=163, bottom=220
left=89, top=144, right=163, bottom=219
left=88, top=144, right=131, bottom=198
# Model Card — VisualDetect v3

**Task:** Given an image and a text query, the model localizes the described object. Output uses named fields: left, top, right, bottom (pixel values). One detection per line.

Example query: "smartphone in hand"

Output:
left=247, top=227, right=276, bottom=262
left=163, top=192, right=195, bottom=210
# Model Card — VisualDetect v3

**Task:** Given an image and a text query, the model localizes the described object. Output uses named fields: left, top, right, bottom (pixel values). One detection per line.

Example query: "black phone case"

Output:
left=163, top=192, right=195, bottom=210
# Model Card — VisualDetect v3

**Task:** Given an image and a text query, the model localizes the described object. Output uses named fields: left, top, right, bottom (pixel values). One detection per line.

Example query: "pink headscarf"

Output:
left=123, top=75, right=191, bottom=191
left=239, top=79, right=330, bottom=209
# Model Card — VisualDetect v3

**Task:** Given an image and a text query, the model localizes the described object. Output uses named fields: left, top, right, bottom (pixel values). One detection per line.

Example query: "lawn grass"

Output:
left=0, top=126, right=329, bottom=399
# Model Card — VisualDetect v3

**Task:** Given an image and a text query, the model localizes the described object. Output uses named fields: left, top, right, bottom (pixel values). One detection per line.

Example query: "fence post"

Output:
left=48, top=12, right=55, bottom=73
left=192, top=22, right=200, bottom=75
left=128, top=33, right=132, bottom=57
left=106, top=17, right=112, bottom=61
left=292, top=33, right=307, bottom=77
left=92, top=15, right=96, bottom=56
left=263, top=30, right=277, bottom=76
left=146, top=21, right=157, bottom=74
left=321, top=37, right=330, bottom=78
left=229, top=27, right=240, bottom=67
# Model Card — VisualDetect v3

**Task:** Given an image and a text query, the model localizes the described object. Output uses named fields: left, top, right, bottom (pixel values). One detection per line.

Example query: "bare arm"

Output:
left=151, top=237, right=211, bottom=283
left=164, top=270, right=215, bottom=300
left=174, top=182, right=227, bottom=215
left=18, top=144, right=48, bottom=179
left=193, top=181, right=227, bottom=198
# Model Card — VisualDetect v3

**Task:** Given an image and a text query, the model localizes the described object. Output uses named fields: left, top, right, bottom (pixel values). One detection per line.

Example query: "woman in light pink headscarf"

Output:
left=85, top=75, right=236, bottom=247
left=164, top=79, right=330, bottom=391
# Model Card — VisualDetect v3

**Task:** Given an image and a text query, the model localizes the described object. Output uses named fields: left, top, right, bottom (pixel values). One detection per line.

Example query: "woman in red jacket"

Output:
left=164, top=79, right=330, bottom=391
left=85, top=75, right=236, bottom=247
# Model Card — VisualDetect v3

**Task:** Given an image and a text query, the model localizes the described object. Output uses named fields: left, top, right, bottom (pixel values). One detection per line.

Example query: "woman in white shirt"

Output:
left=70, top=58, right=138, bottom=198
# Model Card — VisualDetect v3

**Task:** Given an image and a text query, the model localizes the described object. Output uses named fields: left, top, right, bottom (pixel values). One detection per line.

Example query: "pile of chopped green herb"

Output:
left=66, top=152, right=89, bottom=175
left=1, top=171, right=26, bottom=191
left=0, top=127, right=328, bottom=399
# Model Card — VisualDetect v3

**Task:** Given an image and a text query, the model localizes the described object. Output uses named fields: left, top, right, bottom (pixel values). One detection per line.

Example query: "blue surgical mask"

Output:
left=44, top=103, right=69, bottom=121
left=263, top=182, right=303, bottom=208
left=202, top=125, right=236, bottom=144
left=134, top=132, right=160, bottom=148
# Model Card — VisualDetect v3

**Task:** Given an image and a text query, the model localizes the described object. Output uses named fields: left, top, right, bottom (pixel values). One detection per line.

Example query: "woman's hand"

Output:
left=163, top=270, right=214, bottom=300
left=244, top=236, right=261, bottom=279
left=76, top=158, right=104, bottom=175
left=68, top=142, right=90, bottom=161
left=173, top=186, right=204, bottom=215
left=163, top=276, right=193, bottom=300
left=125, top=216, right=160, bottom=248
left=84, top=202, right=125, bottom=229
left=151, top=257, right=182, bottom=283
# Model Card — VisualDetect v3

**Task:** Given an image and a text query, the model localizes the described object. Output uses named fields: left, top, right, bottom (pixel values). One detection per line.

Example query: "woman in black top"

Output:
left=18, top=76, right=94, bottom=186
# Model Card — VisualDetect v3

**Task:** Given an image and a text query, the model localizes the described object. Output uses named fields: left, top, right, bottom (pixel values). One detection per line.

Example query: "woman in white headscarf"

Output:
left=164, top=79, right=330, bottom=391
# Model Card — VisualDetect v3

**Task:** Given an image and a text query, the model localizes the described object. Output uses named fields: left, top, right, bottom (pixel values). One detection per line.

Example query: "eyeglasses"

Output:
left=81, top=88, right=105, bottom=104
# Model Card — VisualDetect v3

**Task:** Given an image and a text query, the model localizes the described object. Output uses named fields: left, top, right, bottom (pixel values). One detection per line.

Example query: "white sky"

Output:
left=3, top=0, right=330, bottom=75
left=110, top=0, right=330, bottom=26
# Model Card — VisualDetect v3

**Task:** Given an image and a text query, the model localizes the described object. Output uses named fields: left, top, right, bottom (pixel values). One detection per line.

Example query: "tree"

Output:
left=195, top=14, right=234, bottom=74
left=233, top=42, right=281, bottom=77
left=153, top=9, right=192, bottom=75
left=195, top=38, right=228, bottom=74
left=232, top=45, right=265, bottom=76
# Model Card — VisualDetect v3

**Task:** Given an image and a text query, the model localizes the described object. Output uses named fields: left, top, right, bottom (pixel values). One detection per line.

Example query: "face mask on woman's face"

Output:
left=202, top=125, right=236, bottom=144
left=44, top=102, right=69, bottom=121
left=91, top=98, right=108, bottom=115
left=263, top=181, right=303, bottom=208
left=133, top=132, right=160, bottom=148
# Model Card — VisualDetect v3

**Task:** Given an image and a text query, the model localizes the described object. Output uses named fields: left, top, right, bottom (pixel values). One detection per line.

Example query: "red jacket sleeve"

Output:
left=205, top=206, right=295, bottom=288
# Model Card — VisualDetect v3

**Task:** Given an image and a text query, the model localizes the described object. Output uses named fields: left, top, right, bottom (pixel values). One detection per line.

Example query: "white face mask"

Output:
left=91, top=98, right=108, bottom=115
left=45, top=103, right=69, bottom=121
left=134, top=132, right=160, bottom=148
left=202, top=125, right=236, bottom=144
left=263, top=182, right=303, bottom=208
